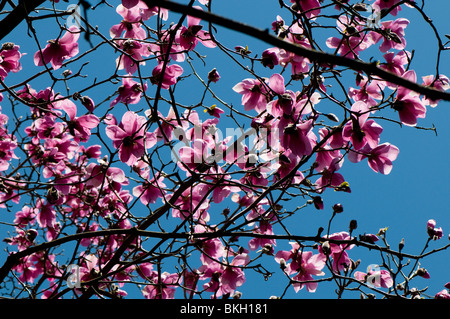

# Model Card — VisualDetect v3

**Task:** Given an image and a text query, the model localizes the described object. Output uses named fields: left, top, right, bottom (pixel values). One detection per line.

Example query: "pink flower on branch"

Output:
left=349, top=142, right=400, bottom=175
left=275, top=242, right=326, bottom=293
left=176, top=6, right=216, bottom=52
left=354, top=267, right=393, bottom=289
left=150, top=62, right=183, bottom=90
left=422, top=74, right=450, bottom=107
left=392, top=70, right=426, bottom=126
left=34, top=26, right=80, bottom=70
left=110, top=4, right=147, bottom=40
left=110, top=77, right=147, bottom=107
left=0, top=43, right=22, bottom=80
left=115, top=39, right=151, bottom=74
left=342, top=101, right=383, bottom=151
left=105, top=111, right=156, bottom=166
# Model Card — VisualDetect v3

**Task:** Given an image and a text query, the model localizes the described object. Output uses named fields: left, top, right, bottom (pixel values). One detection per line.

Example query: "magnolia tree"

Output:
left=0, top=0, right=449, bottom=299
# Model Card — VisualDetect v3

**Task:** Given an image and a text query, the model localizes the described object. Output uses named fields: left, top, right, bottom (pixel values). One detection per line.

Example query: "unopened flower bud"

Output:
left=80, top=96, right=95, bottom=113
left=233, top=291, right=242, bottom=299
left=399, top=238, right=405, bottom=251
left=322, top=241, right=331, bottom=255
left=416, top=268, right=430, bottom=279
left=207, top=68, right=220, bottom=83
left=313, top=196, right=324, bottom=210
left=27, top=229, right=38, bottom=242
left=350, top=259, right=360, bottom=270
left=349, top=219, right=358, bottom=232
left=279, top=258, right=286, bottom=270
left=332, top=203, right=344, bottom=214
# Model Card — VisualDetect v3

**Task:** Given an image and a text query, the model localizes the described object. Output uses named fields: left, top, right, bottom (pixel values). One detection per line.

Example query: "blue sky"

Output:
left=0, top=0, right=449, bottom=299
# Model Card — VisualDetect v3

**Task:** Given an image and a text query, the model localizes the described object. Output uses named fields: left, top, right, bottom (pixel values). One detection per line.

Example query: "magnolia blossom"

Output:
left=349, top=142, right=400, bottom=175
left=289, top=0, right=321, bottom=19
left=0, top=43, right=22, bottom=79
left=275, top=242, right=326, bottom=293
left=422, top=74, right=450, bottom=107
left=34, top=26, right=80, bottom=70
left=176, top=6, right=216, bottom=51
left=393, top=70, right=426, bottom=126
left=132, top=175, right=166, bottom=205
left=232, top=77, right=270, bottom=113
left=354, top=268, right=393, bottom=288
left=110, top=4, right=147, bottom=39
left=110, top=77, right=147, bottom=107
left=150, top=62, right=184, bottom=89
left=116, top=39, right=151, bottom=74
left=105, top=111, right=157, bottom=165
left=370, top=19, right=409, bottom=52
left=342, top=101, right=383, bottom=150
left=326, top=16, right=374, bottom=59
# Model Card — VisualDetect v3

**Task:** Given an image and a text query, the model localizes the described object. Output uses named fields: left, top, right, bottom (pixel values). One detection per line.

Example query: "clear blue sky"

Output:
left=0, top=0, right=449, bottom=299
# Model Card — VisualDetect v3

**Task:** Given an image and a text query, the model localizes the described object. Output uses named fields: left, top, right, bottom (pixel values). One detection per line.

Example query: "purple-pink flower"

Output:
left=393, top=70, right=427, bottom=126
left=34, top=26, right=80, bottom=70
left=354, top=267, right=393, bottom=288
left=275, top=242, right=326, bottom=293
left=342, top=101, right=383, bottom=151
left=0, top=43, right=22, bottom=79
left=349, top=142, right=400, bottom=175
left=110, top=77, right=147, bottom=107
left=150, top=62, right=184, bottom=90
left=105, top=111, right=157, bottom=165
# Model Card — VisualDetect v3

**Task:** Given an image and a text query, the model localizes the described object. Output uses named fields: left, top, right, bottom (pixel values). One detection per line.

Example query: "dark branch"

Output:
left=144, top=0, right=450, bottom=102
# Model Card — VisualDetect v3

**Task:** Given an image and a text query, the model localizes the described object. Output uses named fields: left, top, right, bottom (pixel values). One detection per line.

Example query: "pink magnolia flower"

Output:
left=315, top=158, right=348, bottom=193
left=349, top=74, right=386, bottom=107
left=370, top=19, right=409, bottom=52
left=354, top=267, right=393, bottom=288
left=275, top=242, right=326, bottom=293
left=427, top=219, right=443, bottom=240
left=372, top=0, right=406, bottom=17
left=86, top=162, right=129, bottom=189
left=110, top=77, right=147, bottom=107
left=320, top=231, right=354, bottom=273
left=248, top=221, right=276, bottom=253
left=272, top=150, right=304, bottom=184
left=422, top=74, right=450, bottom=107
left=14, top=206, right=37, bottom=227
left=142, top=272, right=180, bottom=299
left=36, top=199, right=56, bottom=229
left=194, top=225, right=225, bottom=265
left=0, top=43, right=22, bottom=80
left=279, top=118, right=317, bottom=157
left=150, top=62, right=184, bottom=89
left=199, top=251, right=249, bottom=297
left=34, top=26, right=80, bottom=70
left=342, top=101, right=383, bottom=150
left=261, top=47, right=280, bottom=69
left=267, top=73, right=296, bottom=117
left=105, top=111, right=157, bottom=165
left=132, top=175, right=166, bottom=205
left=348, top=142, right=400, bottom=175
left=380, top=50, right=411, bottom=78
left=289, top=0, right=321, bottom=19
left=110, top=4, right=146, bottom=40
left=326, top=16, right=374, bottom=59
left=278, top=23, right=311, bottom=75
left=169, top=184, right=210, bottom=221
left=232, top=78, right=270, bottom=113
left=435, top=289, right=450, bottom=299
left=61, top=99, right=100, bottom=142
left=176, top=6, right=216, bottom=51
left=116, top=39, right=151, bottom=74
left=393, top=70, right=426, bottom=126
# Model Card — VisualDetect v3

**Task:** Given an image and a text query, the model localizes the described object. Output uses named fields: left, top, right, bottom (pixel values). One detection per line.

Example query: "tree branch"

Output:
left=144, top=0, right=450, bottom=102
